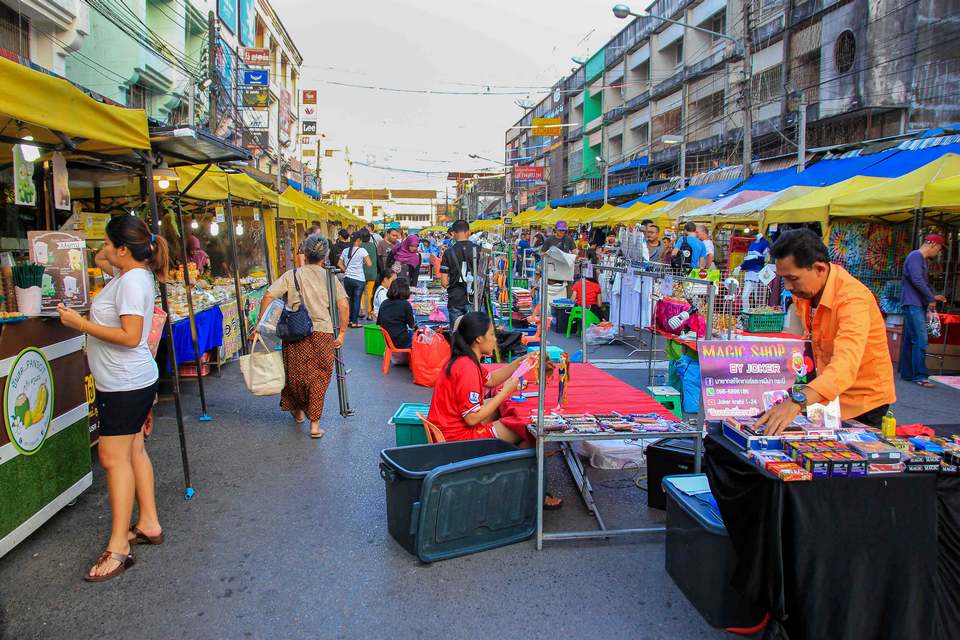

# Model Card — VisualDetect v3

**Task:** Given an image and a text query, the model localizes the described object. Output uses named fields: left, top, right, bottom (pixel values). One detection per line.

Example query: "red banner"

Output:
left=242, top=48, right=270, bottom=66
left=302, top=89, right=317, bottom=104
left=513, top=166, right=544, bottom=181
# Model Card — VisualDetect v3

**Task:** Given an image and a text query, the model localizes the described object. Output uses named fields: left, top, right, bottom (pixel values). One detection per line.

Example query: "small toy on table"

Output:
left=555, top=352, right=571, bottom=409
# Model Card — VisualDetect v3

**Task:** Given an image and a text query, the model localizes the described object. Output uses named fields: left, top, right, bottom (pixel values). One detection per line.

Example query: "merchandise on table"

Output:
left=531, top=411, right=688, bottom=435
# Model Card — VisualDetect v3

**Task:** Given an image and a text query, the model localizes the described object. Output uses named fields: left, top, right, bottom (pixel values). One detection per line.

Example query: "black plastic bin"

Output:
left=663, top=475, right=765, bottom=629
left=551, top=304, right=572, bottom=335
left=379, top=440, right=537, bottom=562
left=646, top=437, right=697, bottom=510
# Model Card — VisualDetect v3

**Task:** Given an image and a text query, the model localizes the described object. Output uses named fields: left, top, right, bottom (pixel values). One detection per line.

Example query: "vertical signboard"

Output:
left=238, top=0, right=255, bottom=47
left=218, top=0, right=238, bottom=33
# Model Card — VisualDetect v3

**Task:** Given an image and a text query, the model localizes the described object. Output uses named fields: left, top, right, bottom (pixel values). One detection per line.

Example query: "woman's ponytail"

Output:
left=445, top=312, right=491, bottom=376
left=147, top=234, right=170, bottom=282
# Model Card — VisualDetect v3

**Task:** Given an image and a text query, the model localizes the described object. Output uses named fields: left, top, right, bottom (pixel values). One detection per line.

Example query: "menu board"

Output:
left=79, top=212, right=110, bottom=241
left=698, top=339, right=815, bottom=420
left=27, top=230, right=90, bottom=312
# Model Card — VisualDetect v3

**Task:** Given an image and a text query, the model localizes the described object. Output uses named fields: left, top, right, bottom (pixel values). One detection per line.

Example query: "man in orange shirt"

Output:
left=756, top=229, right=896, bottom=434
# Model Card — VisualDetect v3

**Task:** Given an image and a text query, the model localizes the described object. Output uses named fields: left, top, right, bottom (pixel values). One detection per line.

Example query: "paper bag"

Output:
left=240, top=335, right=285, bottom=396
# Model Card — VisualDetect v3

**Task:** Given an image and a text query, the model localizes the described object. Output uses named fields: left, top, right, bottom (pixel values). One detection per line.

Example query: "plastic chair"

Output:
left=566, top=307, right=601, bottom=338
left=380, top=326, right=412, bottom=376
left=416, top=412, right=447, bottom=444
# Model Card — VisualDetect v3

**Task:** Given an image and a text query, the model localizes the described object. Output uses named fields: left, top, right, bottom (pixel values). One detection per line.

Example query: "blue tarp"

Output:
left=287, top=178, right=302, bottom=191
left=861, top=143, right=960, bottom=177
left=618, top=190, right=675, bottom=208
left=550, top=180, right=653, bottom=207
left=608, top=157, right=648, bottom=173
left=664, top=178, right=740, bottom=202
left=304, top=186, right=320, bottom=199
left=730, top=153, right=896, bottom=192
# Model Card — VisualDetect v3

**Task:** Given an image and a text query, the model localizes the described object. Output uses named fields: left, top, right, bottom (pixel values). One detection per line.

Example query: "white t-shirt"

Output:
left=340, top=246, right=368, bottom=281
left=702, top=238, right=716, bottom=268
left=373, top=285, right=388, bottom=314
left=87, top=268, right=158, bottom=392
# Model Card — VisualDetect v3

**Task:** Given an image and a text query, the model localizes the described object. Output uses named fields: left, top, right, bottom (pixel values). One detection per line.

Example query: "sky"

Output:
left=270, top=0, right=628, bottom=194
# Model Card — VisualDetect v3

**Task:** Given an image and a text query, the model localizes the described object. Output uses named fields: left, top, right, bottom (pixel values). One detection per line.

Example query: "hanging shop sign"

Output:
left=698, top=340, right=814, bottom=420
left=13, top=145, right=36, bottom=207
left=302, top=121, right=317, bottom=135
left=241, top=69, right=269, bottom=87
left=302, top=89, right=317, bottom=105
left=513, top=166, right=544, bottom=182
left=241, top=108, right=270, bottom=130
left=238, top=0, right=255, bottom=47
left=4, top=347, right=54, bottom=456
left=532, top=117, right=562, bottom=137
left=302, top=149, right=316, bottom=157
left=27, top=230, right=89, bottom=312
left=279, top=88, right=293, bottom=143
left=52, top=152, right=70, bottom=211
left=218, top=0, right=238, bottom=33
left=241, top=88, right=269, bottom=108
left=302, top=105, right=316, bottom=117
left=242, top=130, right=269, bottom=152
left=241, top=47, right=270, bottom=66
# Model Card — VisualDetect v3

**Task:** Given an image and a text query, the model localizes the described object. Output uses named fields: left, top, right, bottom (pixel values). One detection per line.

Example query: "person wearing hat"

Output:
left=900, top=234, right=947, bottom=387
left=540, top=220, right=576, bottom=254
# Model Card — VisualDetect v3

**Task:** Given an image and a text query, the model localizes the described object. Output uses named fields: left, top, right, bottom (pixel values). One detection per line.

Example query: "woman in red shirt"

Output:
left=572, top=275, right=604, bottom=321
left=427, top=311, right=562, bottom=508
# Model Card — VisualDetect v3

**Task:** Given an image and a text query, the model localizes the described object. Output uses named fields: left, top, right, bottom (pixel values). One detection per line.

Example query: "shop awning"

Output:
left=550, top=180, right=657, bottom=207
left=862, top=144, right=960, bottom=178
left=678, top=191, right=773, bottom=223
left=280, top=187, right=329, bottom=221
left=607, top=200, right=671, bottom=225
left=763, top=176, right=889, bottom=229
left=150, top=127, right=251, bottom=166
left=922, top=175, right=960, bottom=212
left=664, top=179, right=739, bottom=202
left=175, top=165, right=277, bottom=203
left=717, top=186, right=818, bottom=220
left=0, top=56, right=149, bottom=157
left=830, top=154, right=960, bottom=219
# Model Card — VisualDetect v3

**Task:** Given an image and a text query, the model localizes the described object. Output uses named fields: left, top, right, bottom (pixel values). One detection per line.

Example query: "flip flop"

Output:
left=915, top=380, right=935, bottom=388
left=129, top=525, right=164, bottom=546
left=84, top=550, right=135, bottom=583
left=310, top=429, right=326, bottom=439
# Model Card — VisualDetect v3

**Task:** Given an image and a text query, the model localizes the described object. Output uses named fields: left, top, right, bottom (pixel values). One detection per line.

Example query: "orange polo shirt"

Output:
left=791, top=264, right=896, bottom=419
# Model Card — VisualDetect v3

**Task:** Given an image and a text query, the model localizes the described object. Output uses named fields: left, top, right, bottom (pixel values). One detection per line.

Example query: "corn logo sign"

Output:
left=4, top=348, right=54, bottom=455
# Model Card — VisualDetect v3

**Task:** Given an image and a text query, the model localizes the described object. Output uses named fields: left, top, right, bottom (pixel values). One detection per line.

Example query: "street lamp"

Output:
left=612, top=4, right=753, bottom=180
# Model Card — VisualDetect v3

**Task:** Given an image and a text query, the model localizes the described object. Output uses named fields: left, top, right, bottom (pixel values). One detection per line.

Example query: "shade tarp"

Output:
left=659, top=197, right=712, bottom=218
left=175, top=165, right=278, bottom=203
left=763, top=176, right=890, bottom=227
left=678, top=191, right=773, bottom=223
left=862, top=144, right=960, bottom=178
left=664, top=178, right=739, bottom=202
left=607, top=200, right=670, bottom=225
left=280, top=187, right=328, bottom=221
left=0, top=56, right=150, bottom=156
left=717, top=186, right=818, bottom=220
left=830, top=154, right=960, bottom=218
left=922, top=175, right=960, bottom=213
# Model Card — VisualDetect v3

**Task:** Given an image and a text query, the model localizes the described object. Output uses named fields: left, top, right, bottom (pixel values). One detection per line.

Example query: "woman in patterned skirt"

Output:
left=254, top=234, right=349, bottom=439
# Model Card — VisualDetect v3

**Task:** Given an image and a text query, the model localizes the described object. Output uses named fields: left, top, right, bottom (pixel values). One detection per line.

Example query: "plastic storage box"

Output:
left=364, top=323, right=386, bottom=356
left=742, top=311, right=785, bottom=333
left=379, top=440, right=537, bottom=562
left=646, top=438, right=697, bottom=510
left=389, top=403, right=429, bottom=446
left=663, top=475, right=764, bottom=629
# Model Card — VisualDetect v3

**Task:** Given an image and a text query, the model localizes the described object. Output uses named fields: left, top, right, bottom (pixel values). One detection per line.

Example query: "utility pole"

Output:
left=601, top=124, right=609, bottom=205
left=679, top=81, right=688, bottom=183
left=741, top=2, right=754, bottom=182
left=207, top=11, right=218, bottom=133
left=797, top=93, right=807, bottom=173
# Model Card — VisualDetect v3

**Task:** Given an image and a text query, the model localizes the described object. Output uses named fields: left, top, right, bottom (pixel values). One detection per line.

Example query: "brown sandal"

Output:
left=129, top=525, right=164, bottom=545
left=84, top=550, right=135, bottom=583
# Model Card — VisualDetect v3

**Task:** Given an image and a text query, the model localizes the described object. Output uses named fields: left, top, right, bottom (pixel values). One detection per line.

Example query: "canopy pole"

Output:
left=326, top=265, right=354, bottom=417
left=224, top=198, right=249, bottom=356
left=175, top=197, right=212, bottom=421
left=259, top=203, right=274, bottom=283
left=142, top=160, right=195, bottom=501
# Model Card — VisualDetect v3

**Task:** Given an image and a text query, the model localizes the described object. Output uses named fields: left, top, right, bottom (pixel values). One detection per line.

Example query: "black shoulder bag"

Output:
left=276, top=269, right=314, bottom=342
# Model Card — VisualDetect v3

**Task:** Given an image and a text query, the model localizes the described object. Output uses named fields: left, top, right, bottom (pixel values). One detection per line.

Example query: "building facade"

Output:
left=329, top=189, right=440, bottom=229
left=506, top=0, right=960, bottom=209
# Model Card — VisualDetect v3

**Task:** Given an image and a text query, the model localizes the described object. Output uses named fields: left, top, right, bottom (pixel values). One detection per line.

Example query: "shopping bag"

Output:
left=410, top=327, right=451, bottom=387
left=240, top=334, right=285, bottom=396
left=147, top=306, right=167, bottom=357
left=428, top=304, right=447, bottom=323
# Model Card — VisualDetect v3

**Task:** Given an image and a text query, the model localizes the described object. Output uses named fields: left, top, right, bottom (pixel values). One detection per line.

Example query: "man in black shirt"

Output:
left=440, top=219, right=478, bottom=328
left=540, top=220, right=576, bottom=254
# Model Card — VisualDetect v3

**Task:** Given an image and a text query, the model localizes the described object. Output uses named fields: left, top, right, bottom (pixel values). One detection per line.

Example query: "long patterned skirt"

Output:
left=280, top=332, right=335, bottom=422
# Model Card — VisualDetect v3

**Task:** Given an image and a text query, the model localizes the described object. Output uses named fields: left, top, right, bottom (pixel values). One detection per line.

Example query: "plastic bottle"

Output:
left=881, top=410, right=897, bottom=439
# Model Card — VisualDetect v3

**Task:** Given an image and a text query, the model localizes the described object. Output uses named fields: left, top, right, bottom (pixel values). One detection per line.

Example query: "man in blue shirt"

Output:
left=673, top=222, right=706, bottom=270
left=900, top=234, right=946, bottom=386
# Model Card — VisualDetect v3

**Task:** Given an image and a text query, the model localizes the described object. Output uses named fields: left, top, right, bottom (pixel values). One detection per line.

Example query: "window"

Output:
left=706, top=12, right=726, bottom=44
left=674, top=41, right=684, bottom=69
left=752, top=65, right=783, bottom=104
left=126, top=84, right=147, bottom=110
left=835, top=30, right=856, bottom=74
left=0, top=4, right=29, bottom=58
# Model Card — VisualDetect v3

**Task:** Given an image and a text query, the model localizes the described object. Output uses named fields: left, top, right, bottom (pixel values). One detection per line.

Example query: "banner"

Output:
left=13, top=145, right=36, bottom=206
left=218, top=0, right=237, bottom=33
left=242, top=48, right=269, bottom=66
left=279, top=87, right=292, bottom=142
left=238, top=0, right=255, bottom=47
left=513, top=166, right=544, bottom=182
left=532, top=117, right=562, bottom=137
left=221, top=302, right=241, bottom=359
left=241, top=88, right=269, bottom=108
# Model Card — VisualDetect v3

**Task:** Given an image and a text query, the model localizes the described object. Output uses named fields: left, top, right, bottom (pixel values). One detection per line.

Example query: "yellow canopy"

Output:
left=173, top=165, right=278, bottom=204
left=921, top=174, right=960, bottom=213
left=608, top=201, right=670, bottom=225
left=0, top=56, right=149, bottom=157
left=583, top=204, right=620, bottom=224
left=280, top=187, right=330, bottom=221
left=513, top=206, right=549, bottom=226
left=829, top=154, right=960, bottom=220
left=763, top=176, right=890, bottom=228
left=659, top=197, right=712, bottom=219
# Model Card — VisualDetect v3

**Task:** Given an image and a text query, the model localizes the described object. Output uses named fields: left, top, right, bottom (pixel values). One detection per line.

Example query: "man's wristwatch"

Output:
left=789, top=386, right=807, bottom=409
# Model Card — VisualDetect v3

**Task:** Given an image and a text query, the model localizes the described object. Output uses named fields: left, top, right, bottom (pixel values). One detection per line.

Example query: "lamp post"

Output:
left=613, top=4, right=753, bottom=181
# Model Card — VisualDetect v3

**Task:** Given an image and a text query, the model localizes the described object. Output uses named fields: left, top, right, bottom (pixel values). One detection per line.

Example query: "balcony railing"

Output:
left=686, top=50, right=726, bottom=82
left=651, top=69, right=684, bottom=99
left=651, top=146, right=680, bottom=165
left=603, top=105, right=626, bottom=124
left=687, top=133, right=724, bottom=155
left=565, top=125, right=583, bottom=141
left=751, top=16, right=786, bottom=45
left=625, top=91, right=651, bottom=113
left=584, top=115, right=604, bottom=133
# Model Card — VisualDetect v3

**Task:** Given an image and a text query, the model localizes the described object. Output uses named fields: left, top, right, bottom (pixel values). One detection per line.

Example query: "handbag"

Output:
left=240, top=334, right=285, bottom=396
left=276, top=269, right=313, bottom=342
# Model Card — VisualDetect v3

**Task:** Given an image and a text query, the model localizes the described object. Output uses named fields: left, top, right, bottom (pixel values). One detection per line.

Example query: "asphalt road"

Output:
left=0, top=325, right=951, bottom=640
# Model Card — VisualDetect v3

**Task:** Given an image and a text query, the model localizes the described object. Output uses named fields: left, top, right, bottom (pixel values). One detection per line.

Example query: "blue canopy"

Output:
left=861, top=143, right=960, bottom=177
left=607, top=157, right=648, bottom=173
left=664, top=178, right=740, bottom=201
left=619, top=190, right=675, bottom=207
left=550, top=180, right=654, bottom=207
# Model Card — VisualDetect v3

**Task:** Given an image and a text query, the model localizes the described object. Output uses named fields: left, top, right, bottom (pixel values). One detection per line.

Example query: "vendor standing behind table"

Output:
left=392, top=233, right=422, bottom=287
left=376, top=277, right=417, bottom=349
left=186, top=235, right=210, bottom=274
left=440, top=219, right=479, bottom=328
left=541, top=220, right=576, bottom=254
left=756, top=229, right=896, bottom=434
left=734, top=231, right=770, bottom=312
left=645, top=224, right=664, bottom=262
left=900, top=234, right=947, bottom=387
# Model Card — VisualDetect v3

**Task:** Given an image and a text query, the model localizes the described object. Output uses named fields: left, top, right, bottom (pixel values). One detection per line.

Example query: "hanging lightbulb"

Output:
left=210, top=221, right=219, bottom=236
left=17, top=127, right=41, bottom=162
left=235, top=221, right=244, bottom=236
left=190, top=218, right=199, bottom=230
left=158, top=178, right=170, bottom=189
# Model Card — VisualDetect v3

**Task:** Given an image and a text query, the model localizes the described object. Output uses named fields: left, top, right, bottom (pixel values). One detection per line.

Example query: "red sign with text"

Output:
left=513, top=166, right=544, bottom=182
left=242, top=48, right=270, bottom=66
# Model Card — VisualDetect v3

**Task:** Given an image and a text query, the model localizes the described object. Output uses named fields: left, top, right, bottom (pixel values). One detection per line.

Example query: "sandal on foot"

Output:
left=915, top=380, right=935, bottom=388
left=310, top=428, right=326, bottom=439
left=292, top=411, right=306, bottom=424
left=129, top=525, right=164, bottom=545
left=84, top=550, right=135, bottom=583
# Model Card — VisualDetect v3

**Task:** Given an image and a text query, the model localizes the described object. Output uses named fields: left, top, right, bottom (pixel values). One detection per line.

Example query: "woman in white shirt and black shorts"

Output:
left=58, top=215, right=169, bottom=582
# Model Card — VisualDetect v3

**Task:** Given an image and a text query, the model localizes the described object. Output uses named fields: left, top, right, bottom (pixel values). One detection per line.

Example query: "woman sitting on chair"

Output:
left=376, top=278, right=416, bottom=349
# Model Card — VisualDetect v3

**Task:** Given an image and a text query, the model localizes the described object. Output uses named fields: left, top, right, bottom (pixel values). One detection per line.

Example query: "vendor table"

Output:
left=496, top=363, right=703, bottom=548
left=705, top=432, right=960, bottom=640
left=170, top=305, right=224, bottom=364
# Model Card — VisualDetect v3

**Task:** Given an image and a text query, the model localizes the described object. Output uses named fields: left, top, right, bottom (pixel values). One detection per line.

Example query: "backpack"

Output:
left=671, top=237, right=692, bottom=271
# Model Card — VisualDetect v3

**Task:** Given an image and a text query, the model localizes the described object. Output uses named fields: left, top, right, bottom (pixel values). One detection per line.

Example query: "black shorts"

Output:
left=96, top=381, right=159, bottom=437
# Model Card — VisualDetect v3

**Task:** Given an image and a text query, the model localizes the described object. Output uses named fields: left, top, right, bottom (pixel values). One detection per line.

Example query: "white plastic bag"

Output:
left=256, top=298, right=286, bottom=336
left=586, top=322, right=618, bottom=345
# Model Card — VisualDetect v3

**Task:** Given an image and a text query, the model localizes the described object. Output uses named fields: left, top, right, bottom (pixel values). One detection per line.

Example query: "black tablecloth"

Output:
left=705, top=433, right=960, bottom=640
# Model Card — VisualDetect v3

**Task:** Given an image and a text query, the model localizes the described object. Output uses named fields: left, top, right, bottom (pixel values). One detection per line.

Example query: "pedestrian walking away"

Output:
left=900, top=234, right=946, bottom=387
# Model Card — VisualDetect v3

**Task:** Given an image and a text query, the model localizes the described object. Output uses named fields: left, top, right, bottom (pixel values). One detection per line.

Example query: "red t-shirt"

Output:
left=427, top=356, right=496, bottom=442
left=572, top=279, right=601, bottom=307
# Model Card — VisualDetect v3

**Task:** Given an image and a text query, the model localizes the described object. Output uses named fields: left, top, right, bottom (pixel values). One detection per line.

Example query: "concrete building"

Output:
left=506, top=0, right=960, bottom=209
left=329, top=189, right=440, bottom=229
left=0, top=1, right=89, bottom=75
